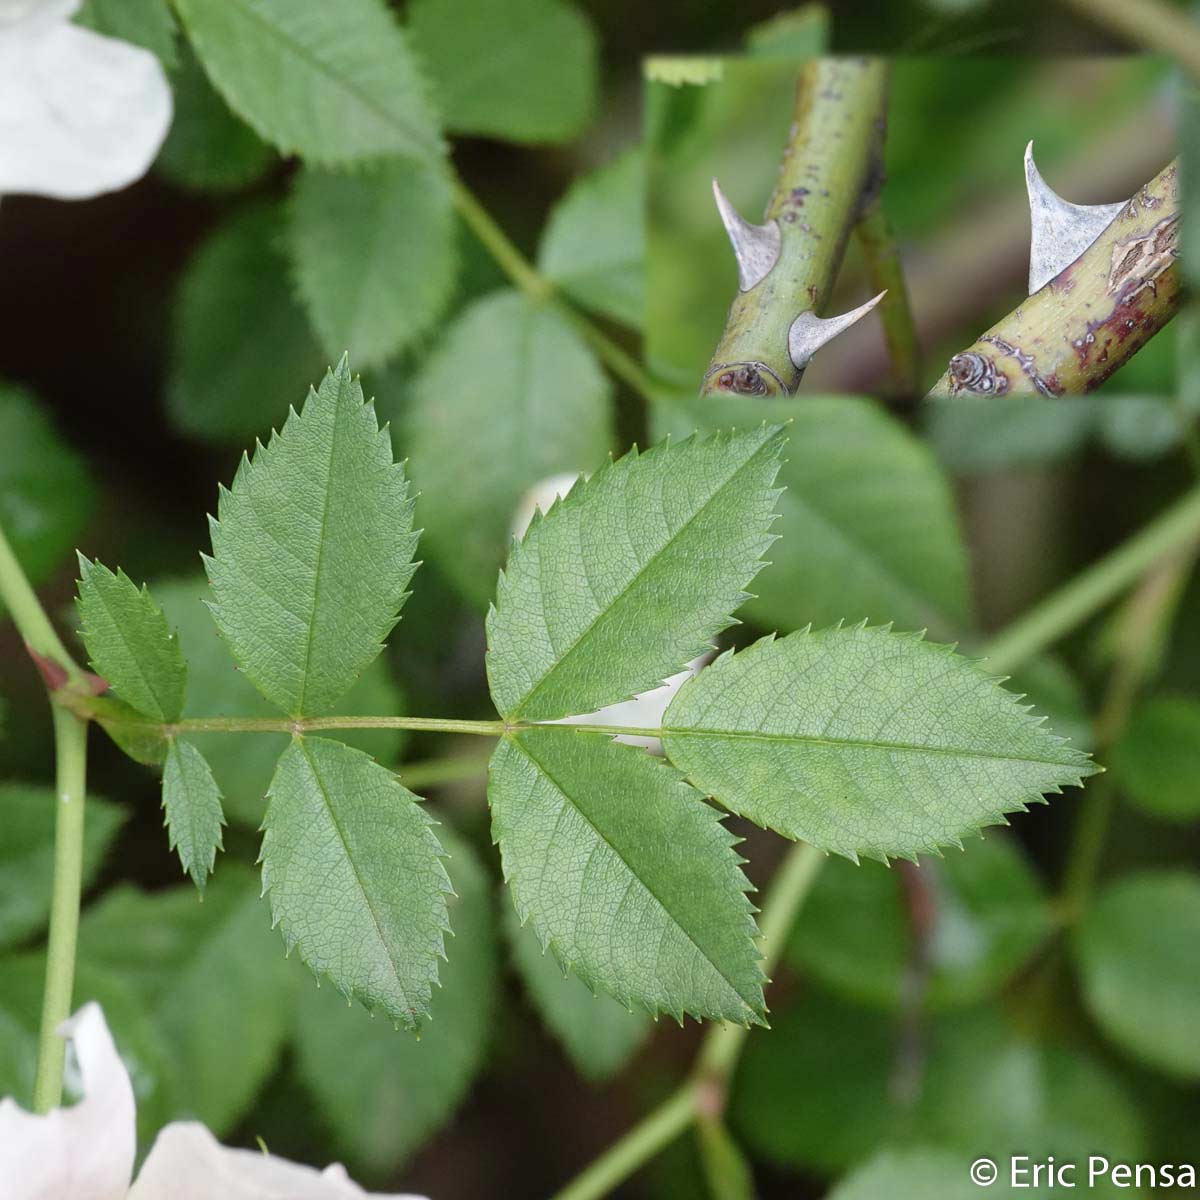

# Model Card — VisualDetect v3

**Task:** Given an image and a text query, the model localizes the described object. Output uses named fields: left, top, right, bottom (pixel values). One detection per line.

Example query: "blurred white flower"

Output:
left=510, top=471, right=582, bottom=542
left=0, top=1003, right=428, bottom=1200
left=0, top=0, right=172, bottom=199
left=512, top=474, right=709, bottom=753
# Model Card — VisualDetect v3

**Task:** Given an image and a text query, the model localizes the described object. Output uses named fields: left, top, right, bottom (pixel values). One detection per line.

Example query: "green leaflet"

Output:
left=287, top=160, right=458, bottom=370
left=168, top=203, right=326, bottom=443
left=538, top=148, right=644, bottom=329
left=0, top=385, right=94, bottom=600
left=173, top=0, right=444, bottom=167
left=656, top=395, right=971, bottom=637
left=487, top=425, right=784, bottom=723
left=78, top=868, right=295, bottom=1136
left=76, top=0, right=178, bottom=68
left=295, top=825, right=496, bottom=1173
left=1110, top=697, right=1200, bottom=822
left=407, top=0, right=597, bottom=145
left=206, top=359, right=417, bottom=717
left=156, top=44, right=273, bottom=192
left=261, top=737, right=451, bottom=1030
left=162, top=739, right=225, bottom=893
left=406, top=288, right=612, bottom=607
left=0, top=785, right=125, bottom=952
left=662, top=625, right=1096, bottom=862
left=489, top=728, right=764, bottom=1025
left=76, top=556, right=186, bottom=723
left=153, top=575, right=406, bottom=826
left=1074, top=870, right=1200, bottom=1080
left=787, top=834, right=1051, bottom=1010
left=504, top=902, right=650, bottom=1081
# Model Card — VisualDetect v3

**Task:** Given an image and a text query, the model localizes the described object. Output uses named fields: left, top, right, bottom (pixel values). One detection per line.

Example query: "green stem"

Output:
left=701, top=58, right=890, bottom=397
left=1055, top=0, right=1200, bottom=77
left=0, top=521, right=92, bottom=1110
left=32, top=706, right=88, bottom=1111
left=978, top=482, right=1200, bottom=674
left=0, top=524, right=80, bottom=679
left=450, top=172, right=656, bottom=404
left=187, top=714, right=506, bottom=736
left=855, top=197, right=921, bottom=393
left=1059, top=546, right=1196, bottom=917
left=450, top=174, right=554, bottom=303
left=561, top=304, right=659, bottom=404
left=1060, top=776, right=1117, bottom=919
left=550, top=1085, right=699, bottom=1200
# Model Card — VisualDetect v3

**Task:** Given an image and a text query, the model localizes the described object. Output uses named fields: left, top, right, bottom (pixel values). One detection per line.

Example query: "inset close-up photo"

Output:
left=647, top=52, right=1179, bottom=401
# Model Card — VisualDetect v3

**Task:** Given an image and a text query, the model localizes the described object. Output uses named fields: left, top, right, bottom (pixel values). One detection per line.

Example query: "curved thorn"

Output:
left=788, top=290, right=886, bottom=373
left=1025, top=140, right=1125, bottom=294
left=712, top=178, right=781, bottom=292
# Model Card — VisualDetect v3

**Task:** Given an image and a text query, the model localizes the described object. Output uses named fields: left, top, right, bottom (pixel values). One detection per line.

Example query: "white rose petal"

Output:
left=552, top=661, right=706, bottom=752
left=0, top=0, right=78, bottom=31
left=129, top=1121, right=428, bottom=1200
left=0, top=1001, right=136, bottom=1200
left=2, top=1004, right=432, bottom=1200
left=0, top=0, right=172, bottom=199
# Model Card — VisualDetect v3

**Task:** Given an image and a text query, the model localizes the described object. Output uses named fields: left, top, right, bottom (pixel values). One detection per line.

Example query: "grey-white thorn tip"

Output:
left=712, top=178, right=781, bottom=292
left=788, top=290, right=887, bottom=372
left=1025, top=140, right=1125, bottom=295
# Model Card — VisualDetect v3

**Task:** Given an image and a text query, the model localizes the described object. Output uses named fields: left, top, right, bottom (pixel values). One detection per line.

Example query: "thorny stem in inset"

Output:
left=449, top=171, right=656, bottom=404
left=823, top=99, right=1174, bottom=391
left=702, top=58, right=890, bottom=397
left=1054, top=0, right=1200, bottom=79
left=854, top=196, right=921, bottom=392
left=927, top=159, right=1180, bottom=397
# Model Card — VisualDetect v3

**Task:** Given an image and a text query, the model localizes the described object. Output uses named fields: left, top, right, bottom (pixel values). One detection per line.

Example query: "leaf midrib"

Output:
left=512, top=732, right=761, bottom=1018
left=660, top=724, right=1085, bottom=768
left=204, top=0, right=439, bottom=159
left=294, top=389, right=342, bottom=716
left=88, top=575, right=177, bottom=722
left=297, top=739, right=415, bottom=1013
left=510, top=435, right=775, bottom=720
